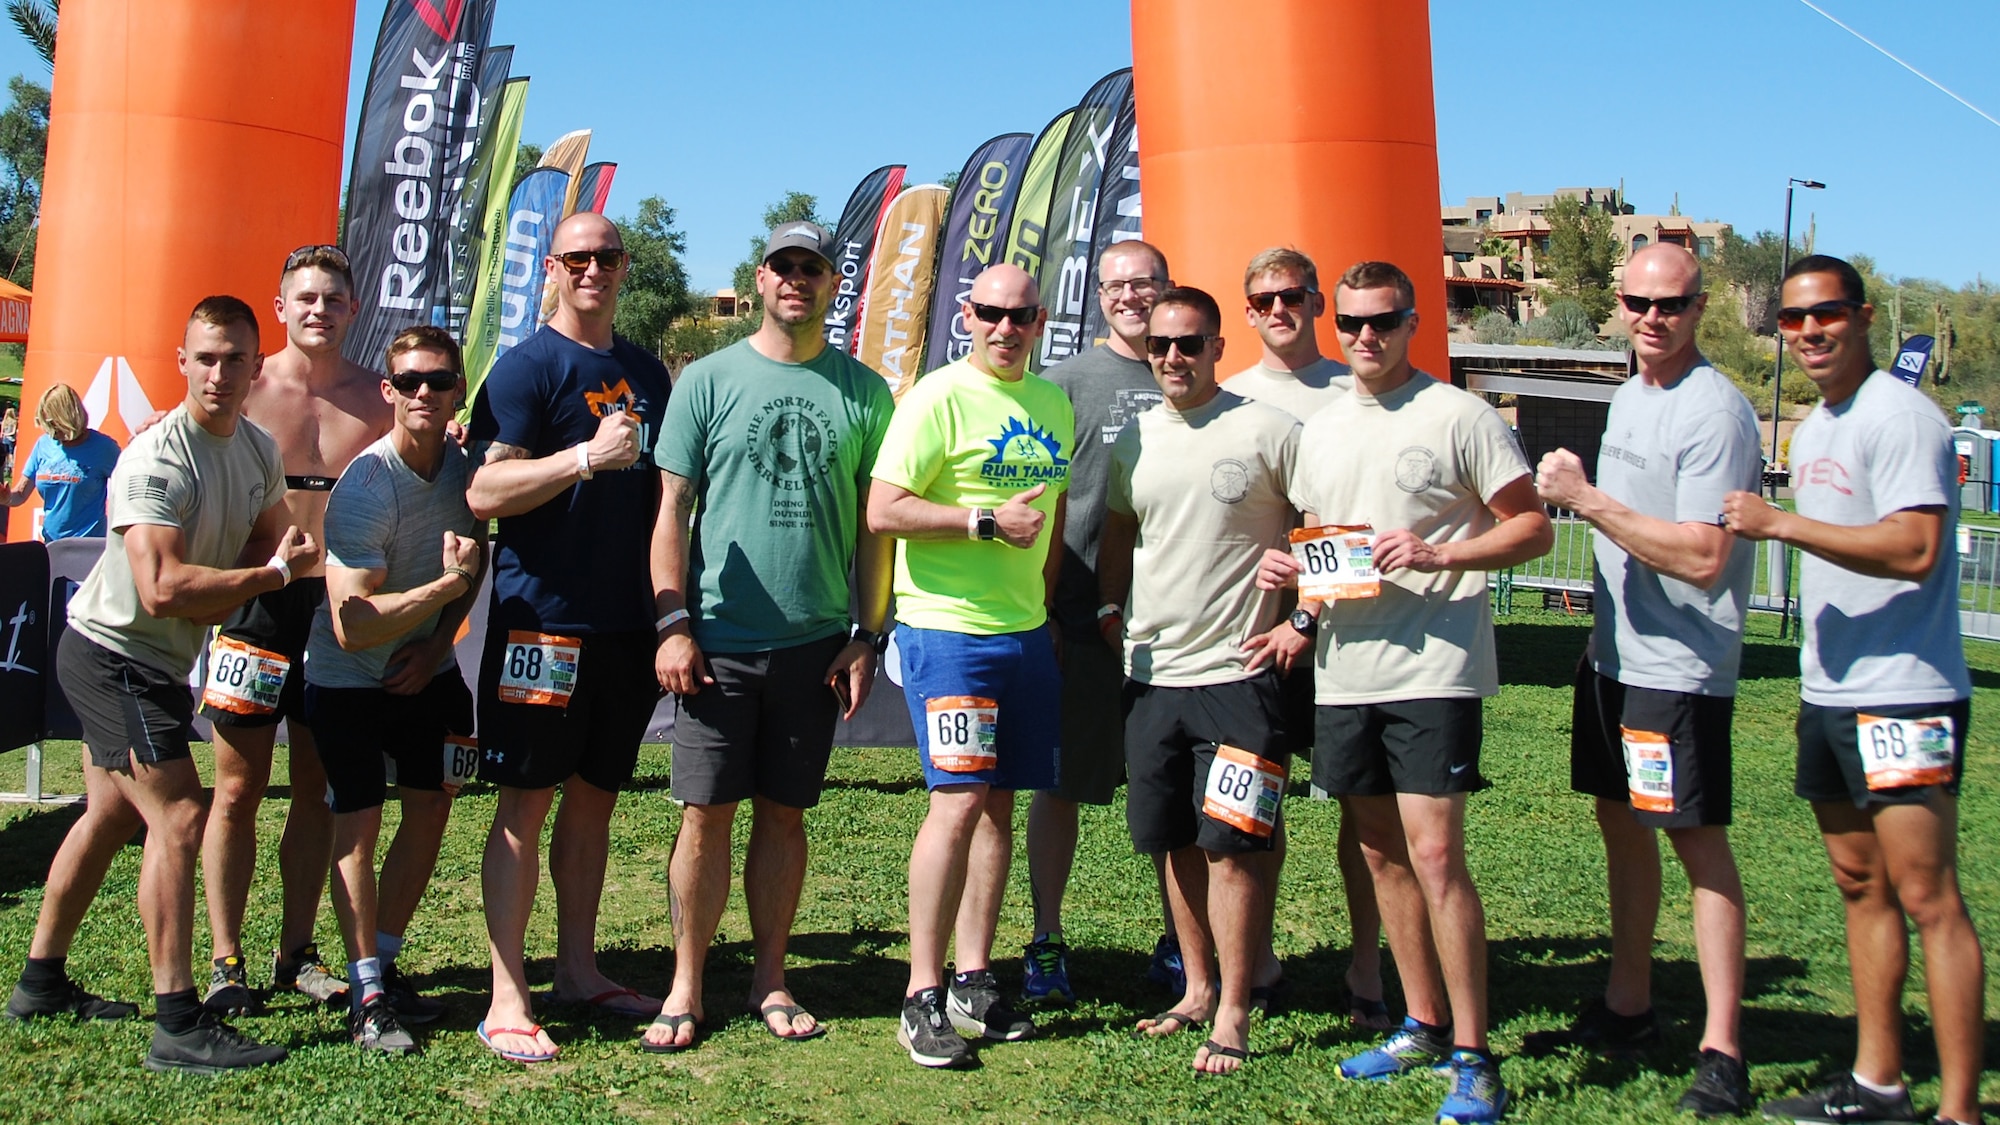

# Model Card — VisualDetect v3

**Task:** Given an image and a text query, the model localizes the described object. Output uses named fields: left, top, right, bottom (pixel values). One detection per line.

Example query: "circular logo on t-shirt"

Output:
left=1394, top=446, right=1437, bottom=493
left=748, top=399, right=837, bottom=492
left=1210, top=458, right=1251, bottom=504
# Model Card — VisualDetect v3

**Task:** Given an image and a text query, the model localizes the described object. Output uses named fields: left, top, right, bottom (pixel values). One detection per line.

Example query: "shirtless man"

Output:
left=197, top=245, right=393, bottom=1014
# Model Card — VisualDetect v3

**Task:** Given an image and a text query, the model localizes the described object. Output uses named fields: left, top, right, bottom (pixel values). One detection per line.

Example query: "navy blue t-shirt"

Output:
left=468, top=326, right=671, bottom=634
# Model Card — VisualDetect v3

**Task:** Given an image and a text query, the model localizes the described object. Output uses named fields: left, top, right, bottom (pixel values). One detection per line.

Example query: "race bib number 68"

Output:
left=497, top=631, right=581, bottom=707
left=1857, top=713, right=1956, bottom=791
left=1202, top=745, right=1287, bottom=838
left=925, top=695, right=998, bottom=773
left=1290, top=525, right=1379, bottom=602
left=202, top=636, right=290, bottom=716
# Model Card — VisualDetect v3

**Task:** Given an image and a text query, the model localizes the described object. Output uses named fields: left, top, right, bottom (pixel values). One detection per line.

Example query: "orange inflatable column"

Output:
left=10, top=0, right=354, bottom=539
left=1132, top=0, right=1449, bottom=380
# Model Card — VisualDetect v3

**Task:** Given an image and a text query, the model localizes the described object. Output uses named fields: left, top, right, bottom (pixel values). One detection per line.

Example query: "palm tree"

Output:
left=7, top=0, right=55, bottom=71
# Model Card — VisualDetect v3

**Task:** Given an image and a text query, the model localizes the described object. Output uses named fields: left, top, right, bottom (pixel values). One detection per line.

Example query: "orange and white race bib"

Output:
left=202, top=636, right=291, bottom=716
left=1290, top=525, right=1379, bottom=602
left=497, top=631, right=581, bottom=707
left=1858, top=713, right=1956, bottom=790
left=1620, top=727, right=1676, bottom=814
left=925, top=695, right=998, bottom=773
left=1202, top=745, right=1287, bottom=838
left=441, top=735, right=480, bottom=796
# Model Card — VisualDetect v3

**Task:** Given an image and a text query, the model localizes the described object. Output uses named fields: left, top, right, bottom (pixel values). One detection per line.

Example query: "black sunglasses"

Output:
left=1248, top=287, right=1313, bottom=314
left=555, top=248, right=627, bottom=272
left=766, top=255, right=828, bottom=279
left=1144, top=333, right=1212, bottom=358
left=285, top=243, right=350, bottom=272
left=969, top=303, right=1040, bottom=326
left=1619, top=292, right=1702, bottom=316
left=1776, top=299, right=1865, bottom=331
left=388, top=369, right=460, bottom=394
left=1333, top=309, right=1415, bottom=335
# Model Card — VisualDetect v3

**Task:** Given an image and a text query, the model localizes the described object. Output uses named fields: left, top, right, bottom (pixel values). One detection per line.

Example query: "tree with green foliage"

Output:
left=611, top=195, right=699, bottom=359
left=1519, top=298, right=1610, bottom=349
left=6, top=0, right=55, bottom=70
left=511, top=142, right=543, bottom=194
left=1471, top=309, right=1517, bottom=345
left=0, top=75, right=45, bottom=287
left=1710, top=229, right=1795, bottom=335
left=1540, top=196, right=1623, bottom=324
left=1476, top=235, right=1520, bottom=282
left=731, top=191, right=825, bottom=311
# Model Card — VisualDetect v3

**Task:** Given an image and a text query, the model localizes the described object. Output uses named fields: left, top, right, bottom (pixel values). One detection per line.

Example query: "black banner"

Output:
left=437, top=43, right=513, bottom=339
left=923, top=133, right=1033, bottom=373
left=1037, top=69, right=1131, bottom=369
left=341, top=0, right=497, bottom=367
left=822, top=164, right=905, bottom=354
left=0, top=541, right=49, bottom=753
left=1081, top=84, right=1140, bottom=350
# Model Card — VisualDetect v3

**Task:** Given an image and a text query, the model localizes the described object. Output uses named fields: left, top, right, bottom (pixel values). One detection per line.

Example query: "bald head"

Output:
left=961, top=264, right=1044, bottom=379
left=552, top=211, right=623, bottom=255
left=1624, top=243, right=1702, bottom=295
left=968, top=263, right=1039, bottom=309
left=1618, top=243, right=1707, bottom=376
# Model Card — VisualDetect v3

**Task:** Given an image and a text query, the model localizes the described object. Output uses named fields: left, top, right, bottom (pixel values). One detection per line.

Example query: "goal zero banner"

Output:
left=924, top=132, right=1033, bottom=374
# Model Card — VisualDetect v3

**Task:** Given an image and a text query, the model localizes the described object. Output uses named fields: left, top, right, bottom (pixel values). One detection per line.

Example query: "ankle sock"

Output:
left=155, top=988, right=201, bottom=1034
left=375, top=931, right=404, bottom=967
left=20, top=956, right=67, bottom=992
left=349, top=957, right=383, bottom=1012
left=1851, top=1072, right=1905, bottom=1097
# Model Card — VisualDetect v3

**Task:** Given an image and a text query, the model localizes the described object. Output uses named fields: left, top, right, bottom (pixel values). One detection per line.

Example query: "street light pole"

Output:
left=1768, top=177, right=1827, bottom=488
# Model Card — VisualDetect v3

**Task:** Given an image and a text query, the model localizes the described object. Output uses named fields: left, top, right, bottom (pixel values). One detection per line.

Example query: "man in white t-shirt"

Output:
left=1724, top=255, right=1985, bottom=1125
left=1258, top=261, right=1551, bottom=1125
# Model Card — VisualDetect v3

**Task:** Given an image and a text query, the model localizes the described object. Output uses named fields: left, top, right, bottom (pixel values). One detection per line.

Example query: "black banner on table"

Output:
left=1037, top=68, right=1131, bottom=370
left=0, top=541, right=49, bottom=753
left=923, top=133, right=1033, bottom=374
left=823, top=164, right=906, bottom=355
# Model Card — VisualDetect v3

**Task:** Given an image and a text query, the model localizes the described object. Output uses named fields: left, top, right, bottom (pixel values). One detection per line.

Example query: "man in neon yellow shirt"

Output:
left=868, top=263, right=1073, bottom=1069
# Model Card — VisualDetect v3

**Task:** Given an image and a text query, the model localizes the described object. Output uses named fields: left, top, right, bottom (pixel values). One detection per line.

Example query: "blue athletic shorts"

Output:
left=897, top=623, right=1061, bottom=791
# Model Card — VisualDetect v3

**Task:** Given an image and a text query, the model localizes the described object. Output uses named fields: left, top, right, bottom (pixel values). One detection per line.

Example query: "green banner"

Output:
left=460, top=77, right=530, bottom=403
left=1002, top=107, right=1074, bottom=373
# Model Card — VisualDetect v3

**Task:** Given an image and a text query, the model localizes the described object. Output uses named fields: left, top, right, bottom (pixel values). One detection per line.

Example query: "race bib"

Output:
left=441, top=735, right=480, bottom=797
left=925, top=695, right=998, bottom=773
left=202, top=636, right=291, bottom=716
left=1290, top=525, right=1379, bottom=602
left=1202, top=745, right=1287, bottom=838
left=1858, top=713, right=1956, bottom=790
left=1620, top=727, right=1676, bottom=814
left=497, top=631, right=581, bottom=707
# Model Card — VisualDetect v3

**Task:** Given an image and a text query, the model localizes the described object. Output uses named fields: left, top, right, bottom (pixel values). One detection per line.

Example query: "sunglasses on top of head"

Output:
left=388, top=369, right=460, bottom=395
left=1618, top=292, right=1702, bottom=316
left=555, top=248, right=627, bottom=273
left=1776, top=299, right=1865, bottom=331
left=1333, top=308, right=1415, bottom=335
left=1144, top=333, right=1213, bottom=358
left=969, top=303, right=1040, bottom=327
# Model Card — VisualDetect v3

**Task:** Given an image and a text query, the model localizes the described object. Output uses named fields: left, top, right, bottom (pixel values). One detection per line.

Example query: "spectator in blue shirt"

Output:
left=5, top=383, right=121, bottom=540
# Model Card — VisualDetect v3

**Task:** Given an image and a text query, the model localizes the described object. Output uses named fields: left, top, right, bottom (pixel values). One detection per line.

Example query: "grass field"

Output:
left=0, top=608, right=1994, bottom=1123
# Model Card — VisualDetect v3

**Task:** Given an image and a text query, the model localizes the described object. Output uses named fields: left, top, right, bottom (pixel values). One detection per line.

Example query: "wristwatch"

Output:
left=974, top=508, right=998, bottom=541
left=1288, top=607, right=1319, bottom=637
left=852, top=626, right=891, bottom=655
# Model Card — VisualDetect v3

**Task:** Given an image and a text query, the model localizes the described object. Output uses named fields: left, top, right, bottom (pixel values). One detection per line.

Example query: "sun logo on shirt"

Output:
left=980, top=417, right=1069, bottom=486
left=583, top=379, right=639, bottom=419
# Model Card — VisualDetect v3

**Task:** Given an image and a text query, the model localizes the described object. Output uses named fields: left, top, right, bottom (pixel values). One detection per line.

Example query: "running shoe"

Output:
left=1146, top=934, right=1186, bottom=996
left=5, top=978, right=137, bottom=1021
left=144, top=1010, right=288, bottom=1074
left=1520, top=997, right=1659, bottom=1056
left=897, top=987, right=971, bottom=1069
left=1760, top=1074, right=1917, bottom=1122
left=380, top=962, right=445, bottom=1026
left=1676, top=1048, right=1751, bottom=1118
left=273, top=944, right=348, bottom=1006
left=1338, top=1016, right=1454, bottom=1081
left=1022, top=938, right=1074, bottom=1004
left=350, top=994, right=417, bottom=1055
left=1436, top=1050, right=1509, bottom=1124
left=947, top=969, right=1034, bottom=1041
left=201, top=955, right=258, bottom=1018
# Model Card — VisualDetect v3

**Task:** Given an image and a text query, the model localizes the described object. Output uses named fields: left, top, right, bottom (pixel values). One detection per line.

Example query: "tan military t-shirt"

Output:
left=1288, top=373, right=1527, bottom=704
left=69, top=406, right=286, bottom=676
left=1226, top=357, right=1352, bottom=424
left=1108, top=390, right=1300, bottom=686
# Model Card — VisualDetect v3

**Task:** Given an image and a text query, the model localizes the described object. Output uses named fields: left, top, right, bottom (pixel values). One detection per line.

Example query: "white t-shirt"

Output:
left=1227, top=357, right=1352, bottom=424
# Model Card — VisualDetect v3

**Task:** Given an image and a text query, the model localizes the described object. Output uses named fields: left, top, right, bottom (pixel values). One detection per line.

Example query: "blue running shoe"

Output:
left=1145, top=934, right=1185, bottom=996
left=1338, top=1016, right=1453, bottom=1081
left=1022, top=938, right=1074, bottom=1003
left=1436, top=1050, right=1509, bottom=1124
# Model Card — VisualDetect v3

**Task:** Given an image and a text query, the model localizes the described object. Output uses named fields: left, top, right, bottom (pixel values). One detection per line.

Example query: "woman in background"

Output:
left=4, top=383, right=120, bottom=540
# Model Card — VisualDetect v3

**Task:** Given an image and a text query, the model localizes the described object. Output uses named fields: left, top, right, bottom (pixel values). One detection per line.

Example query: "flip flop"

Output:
left=1197, top=1037, right=1249, bottom=1074
left=545, top=986, right=656, bottom=1018
left=1249, top=977, right=1287, bottom=1016
left=478, top=1020, right=558, bottom=1063
left=639, top=1012, right=700, bottom=1054
left=757, top=1003, right=827, bottom=1041
left=1136, top=1010, right=1204, bottom=1037
left=1347, top=991, right=1395, bottom=1031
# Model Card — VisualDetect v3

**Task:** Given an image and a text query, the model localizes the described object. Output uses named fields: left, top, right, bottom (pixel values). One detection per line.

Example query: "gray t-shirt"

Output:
left=1226, top=357, right=1352, bottom=423
left=305, top=436, right=478, bottom=689
left=1792, top=370, right=1970, bottom=706
left=1044, top=343, right=1161, bottom=636
left=1590, top=363, right=1761, bottom=696
left=68, top=407, right=286, bottom=676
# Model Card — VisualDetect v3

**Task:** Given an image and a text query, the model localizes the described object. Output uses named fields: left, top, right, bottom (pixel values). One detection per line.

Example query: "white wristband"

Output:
left=656, top=608, right=689, bottom=633
left=575, top=442, right=593, bottom=480
left=267, top=555, right=291, bottom=585
left=968, top=507, right=979, bottom=540
left=1096, top=603, right=1122, bottom=620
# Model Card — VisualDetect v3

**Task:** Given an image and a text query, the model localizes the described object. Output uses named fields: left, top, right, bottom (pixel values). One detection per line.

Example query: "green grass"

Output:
left=0, top=609, right=1995, bottom=1123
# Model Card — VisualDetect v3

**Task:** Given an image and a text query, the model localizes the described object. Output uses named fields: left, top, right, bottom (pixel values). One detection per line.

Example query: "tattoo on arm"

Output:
left=475, top=440, right=529, bottom=465
left=663, top=471, right=696, bottom=524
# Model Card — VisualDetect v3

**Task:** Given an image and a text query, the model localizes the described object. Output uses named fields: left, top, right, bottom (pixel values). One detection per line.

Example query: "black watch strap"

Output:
left=1288, top=607, right=1319, bottom=637
left=852, top=626, right=891, bottom=655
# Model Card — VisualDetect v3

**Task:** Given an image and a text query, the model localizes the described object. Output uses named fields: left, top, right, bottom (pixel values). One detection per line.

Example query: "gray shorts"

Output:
left=1053, top=635, right=1125, bottom=804
left=670, top=634, right=847, bottom=809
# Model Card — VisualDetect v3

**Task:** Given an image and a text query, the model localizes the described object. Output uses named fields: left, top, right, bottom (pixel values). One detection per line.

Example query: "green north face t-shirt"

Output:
left=656, top=339, right=894, bottom=652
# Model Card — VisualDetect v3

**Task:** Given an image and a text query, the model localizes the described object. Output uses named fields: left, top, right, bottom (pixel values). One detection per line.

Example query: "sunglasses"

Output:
left=1098, top=277, right=1162, bottom=298
left=285, top=243, right=351, bottom=272
left=555, top=248, right=627, bottom=272
left=1333, top=309, right=1415, bottom=335
left=766, top=255, right=828, bottom=279
left=388, top=369, right=460, bottom=394
left=1145, top=333, right=1213, bottom=358
left=1618, top=292, right=1702, bottom=316
left=1776, top=299, right=1865, bottom=331
left=969, top=303, right=1040, bottom=326
left=1248, top=287, right=1314, bottom=314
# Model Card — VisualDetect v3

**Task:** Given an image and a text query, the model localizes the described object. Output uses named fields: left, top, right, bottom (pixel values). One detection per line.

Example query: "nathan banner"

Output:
left=923, top=133, right=1033, bottom=374
left=823, top=164, right=906, bottom=354
left=1081, top=85, right=1141, bottom=349
left=466, top=167, right=567, bottom=397
left=573, top=162, right=617, bottom=214
left=340, top=0, right=497, bottom=369
left=433, top=43, right=513, bottom=336
left=1039, top=69, right=1131, bottom=369
left=451, top=75, right=527, bottom=347
left=855, top=185, right=948, bottom=397
left=540, top=129, right=592, bottom=216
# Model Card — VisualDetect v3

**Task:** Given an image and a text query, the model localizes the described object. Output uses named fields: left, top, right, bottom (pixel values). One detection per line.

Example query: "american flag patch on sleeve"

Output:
left=127, top=474, right=170, bottom=503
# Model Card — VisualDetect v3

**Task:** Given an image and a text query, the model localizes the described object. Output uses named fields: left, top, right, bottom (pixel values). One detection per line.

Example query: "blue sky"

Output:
left=2, top=0, right=1995, bottom=291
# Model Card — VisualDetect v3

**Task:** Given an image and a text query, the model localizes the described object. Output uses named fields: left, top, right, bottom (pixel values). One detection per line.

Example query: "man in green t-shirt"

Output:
left=868, top=263, right=1073, bottom=1069
left=646, top=222, right=894, bottom=1051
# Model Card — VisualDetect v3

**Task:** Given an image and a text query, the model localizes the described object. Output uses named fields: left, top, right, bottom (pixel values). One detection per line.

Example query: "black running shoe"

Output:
left=1520, top=997, right=1660, bottom=1056
left=947, top=969, right=1033, bottom=1041
left=1760, top=1074, right=1917, bottom=1122
left=144, top=1011, right=288, bottom=1075
left=5, top=978, right=138, bottom=1021
left=350, top=995, right=416, bottom=1055
left=1677, top=1048, right=1751, bottom=1118
left=897, top=987, right=971, bottom=1069
left=272, top=944, right=348, bottom=1007
left=200, top=956, right=258, bottom=1018
left=380, top=963, right=445, bottom=1026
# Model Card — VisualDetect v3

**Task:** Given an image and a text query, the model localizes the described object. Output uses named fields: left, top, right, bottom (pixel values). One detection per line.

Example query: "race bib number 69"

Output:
left=497, top=631, right=581, bottom=707
left=1290, top=525, right=1379, bottom=602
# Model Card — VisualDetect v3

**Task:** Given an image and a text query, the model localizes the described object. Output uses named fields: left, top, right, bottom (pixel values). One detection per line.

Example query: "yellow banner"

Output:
left=855, top=185, right=948, bottom=399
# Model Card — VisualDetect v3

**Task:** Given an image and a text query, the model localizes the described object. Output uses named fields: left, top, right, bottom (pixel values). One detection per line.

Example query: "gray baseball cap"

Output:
left=763, top=221, right=835, bottom=265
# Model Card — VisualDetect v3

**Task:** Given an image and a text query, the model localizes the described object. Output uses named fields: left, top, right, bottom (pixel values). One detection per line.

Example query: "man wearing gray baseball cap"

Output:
left=641, top=220, right=896, bottom=1051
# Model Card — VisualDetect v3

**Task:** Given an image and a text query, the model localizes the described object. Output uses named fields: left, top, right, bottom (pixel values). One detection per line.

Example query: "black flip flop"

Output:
left=1136, top=1010, right=1204, bottom=1037
left=757, top=1003, right=827, bottom=1041
left=1198, top=1037, right=1250, bottom=1073
left=1249, top=977, right=1287, bottom=1016
left=640, top=1012, right=700, bottom=1054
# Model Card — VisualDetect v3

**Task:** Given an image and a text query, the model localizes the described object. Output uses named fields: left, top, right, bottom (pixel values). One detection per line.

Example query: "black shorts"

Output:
left=1280, top=661, right=1315, bottom=759
left=1123, top=673, right=1291, bottom=856
left=1054, top=635, right=1127, bottom=805
left=1314, top=697, right=1486, bottom=797
left=671, top=634, right=846, bottom=809
left=476, top=625, right=659, bottom=792
left=1795, top=698, right=1971, bottom=808
left=305, top=672, right=476, bottom=814
left=199, top=576, right=326, bottom=729
left=57, top=631, right=195, bottom=770
left=1570, top=661, right=1735, bottom=828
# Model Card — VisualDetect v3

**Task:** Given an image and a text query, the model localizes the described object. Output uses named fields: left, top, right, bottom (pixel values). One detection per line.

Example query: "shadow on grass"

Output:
left=1493, top=621, right=1809, bottom=688
left=0, top=801, right=90, bottom=901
